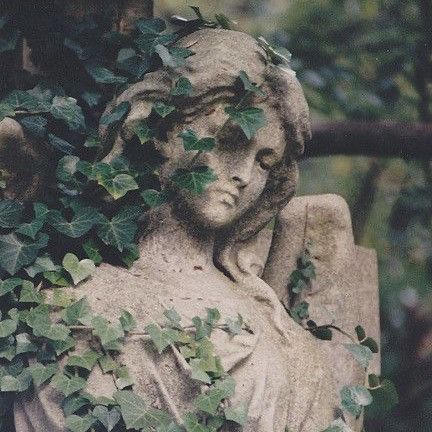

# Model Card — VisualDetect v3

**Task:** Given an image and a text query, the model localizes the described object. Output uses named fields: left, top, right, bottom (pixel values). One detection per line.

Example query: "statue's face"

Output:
left=168, top=103, right=287, bottom=229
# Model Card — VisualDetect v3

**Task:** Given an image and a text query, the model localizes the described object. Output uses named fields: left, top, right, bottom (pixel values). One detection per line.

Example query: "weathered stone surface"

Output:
left=7, top=28, right=379, bottom=432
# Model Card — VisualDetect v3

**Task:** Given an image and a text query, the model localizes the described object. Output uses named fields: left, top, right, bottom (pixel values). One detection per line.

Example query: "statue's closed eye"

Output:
left=256, top=148, right=279, bottom=170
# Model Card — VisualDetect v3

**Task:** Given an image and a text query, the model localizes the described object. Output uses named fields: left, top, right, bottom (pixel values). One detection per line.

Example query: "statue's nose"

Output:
left=230, top=152, right=255, bottom=188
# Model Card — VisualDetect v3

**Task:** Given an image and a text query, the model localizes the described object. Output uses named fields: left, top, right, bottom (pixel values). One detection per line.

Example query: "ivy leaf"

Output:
left=183, top=412, right=211, bottom=432
left=1, top=370, right=32, bottom=392
left=224, top=403, right=248, bottom=425
left=153, top=101, right=176, bottom=118
left=51, top=373, right=87, bottom=397
left=145, top=324, right=179, bottom=354
left=0, top=232, right=48, bottom=275
left=85, top=65, right=127, bottom=85
left=92, top=406, right=121, bottom=432
left=340, top=385, right=373, bottom=417
left=238, top=70, right=266, bottom=97
left=141, top=189, right=169, bottom=208
left=97, top=172, right=139, bottom=200
left=179, top=129, right=216, bottom=152
left=155, top=44, right=182, bottom=68
left=171, top=166, right=217, bottom=194
left=62, top=253, right=95, bottom=285
left=0, top=278, right=22, bottom=297
left=16, top=202, right=49, bottom=240
left=15, top=333, right=38, bottom=355
left=96, top=206, right=142, bottom=252
left=171, top=77, right=193, bottom=96
left=0, top=102, right=15, bottom=122
left=369, top=379, right=399, bottom=412
left=343, top=344, right=373, bottom=369
left=164, top=308, right=182, bottom=329
left=119, top=310, right=137, bottom=332
left=82, top=239, right=103, bottom=265
left=92, top=316, right=124, bottom=349
left=98, top=355, right=117, bottom=374
left=114, top=365, right=135, bottom=390
left=322, top=418, right=355, bottom=432
left=135, top=32, right=176, bottom=55
left=49, top=336, right=75, bottom=356
left=0, top=200, right=23, bottom=228
left=360, top=337, right=379, bottom=353
left=25, top=255, right=59, bottom=278
left=50, top=96, right=86, bottom=132
left=195, top=387, right=226, bottom=415
left=48, top=206, right=102, bottom=238
left=289, top=301, right=309, bottom=323
left=66, top=350, right=101, bottom=371
left=117, top=48, right=150, bottom=78
left=61, top=298, right=93, bottom=326
left=3, top=90, right=50, bottom=112
left=81, top=91, right=101, bottom=108
left=132, top=121, right=155, bottom=144
left=0, top=319, right=17, bottom=338
left=18, top=115, right=48, bottom=138
left=64, top=414, right=96, bottom=432
left=62, top=393, right=93, bottom=417
left=48, top=134, right=75, bottom=155
left=224, top=106, right=266, bottom=140
left=225, top=314, right=243, bottom=336
left=136, top=18, right=166, bottom=34
left=114, top=390, right=147, bottom=429
left=189, top=359, right=211, bottom=384
left=0, top=30, right=19, bottom=54
left=44, top=270, right=71, bottom=287
left=100, top=101, right=130, bottom=126
left=29, top=362, right=58, bottom=386
left=19, top=280, right=45, bottom=303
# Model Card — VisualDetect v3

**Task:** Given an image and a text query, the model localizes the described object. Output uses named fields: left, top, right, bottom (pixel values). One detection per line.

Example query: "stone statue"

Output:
left=3, top=28, right=379, bottom=431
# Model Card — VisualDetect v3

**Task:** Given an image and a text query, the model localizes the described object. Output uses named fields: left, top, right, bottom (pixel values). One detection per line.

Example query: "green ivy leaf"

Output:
left=18, top=115, right=48, bottom=138
left=117, top=48, right=150, bottom=78
left=153, top=101, right=176, bottom=118
left=92, top=315, right=124, bottom=349
left=0, top=319, right=17, bottom=338
left=50, top=96, right=86, bottom=132
left=15, top=333, right=38, bottom=355
left=343, top=344, right=373, bottom=369
left=145, top=324, right=179, bottom=354
left=369, top=379, right=399, bottom=412
left=19, top=280, right=45, bottom=303
left=0, top=102, right=15, bottom=122
left=114, top=365, right=135, bottom=390
left=225, top=314, right=243, bottom=336
left=0, top=200, right=23, bottom=228
left=238, top=70, right=266, bottom=97
left=61, top=298, right=93, bottom=326
left=51, top=373, right=87, bottom=397
left=82, top=239, right=103, bottom=265
left=97, top=172, right=139, bottom=200
left=0, top=232, right=48, bottom=275
left=16, top=202, right=49, bottom=240
left=92, top=406, right=121, bottom=432
left=66, top=350, right=101, bottom=371
left=289, top=301, right=309, bottom=323
left=340, top=385, right=373, bottom=417
left=48, top=206, right=102, bottom=238
left=195, top=386, right=226, bottom=415
left=164, top=308, right=182, bottom=330
left=136, top=18, right=166, bottom=34
left=119, top=310, right=137, bottom=332
left=224, top=106, right=266, bottom=140
left=179, top=129, right=216, bottom=152
left=48, top=133, right=75, bottom=154
left=98, top=355, right=117, bottom=374
left=114, top=390, right=147, bottom=429
left=132, top=120, right=155, bottom=144
left=322, top=418, right=355, bottom=432
left=64, top=414, right=96, bottom=432
left=62, top=253, right=95, bottom=285
left=96, top=206, right=142, bottom=252
left=3, top=90, right=50, bottom=112
left=155, top=44, right=184, bottom=69
left=171, top=77, right=193, bottom=96
left=50, top=336, right=76, bottom=356
left=0, top=30, right=19, bottom=54
left=0, top=278, right=22, bottom=297
left=100, top=101, right=130, bottom=126
left=171, top=166, right=217, bottom=194
left=85, top=65, right=128, bottom=85
left=0, top=370, right=32, bottom=392
left=62, top=393, right=93, bottom=417
left=360, top=337, right=379, bottom=353
left=183, top=412, right=211, bottom=432
left=25, top=255, right=59, bottom=278
left=141, top=189, right=169, bottom=208
left=29, top=362, right=58, bottom=386
left=224, top=402, right=248, bottom=425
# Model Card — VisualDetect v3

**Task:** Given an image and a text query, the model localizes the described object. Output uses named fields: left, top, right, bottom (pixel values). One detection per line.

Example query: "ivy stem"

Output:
left=306, top=324, right=357, bottom=344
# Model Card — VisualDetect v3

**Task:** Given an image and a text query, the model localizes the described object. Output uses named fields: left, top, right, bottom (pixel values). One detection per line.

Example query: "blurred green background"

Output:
left=157, top=1, right=432, bottom=431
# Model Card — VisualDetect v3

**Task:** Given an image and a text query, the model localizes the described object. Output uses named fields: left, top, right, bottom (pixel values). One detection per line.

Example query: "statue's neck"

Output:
left=135, top=205, right=215, bottom=273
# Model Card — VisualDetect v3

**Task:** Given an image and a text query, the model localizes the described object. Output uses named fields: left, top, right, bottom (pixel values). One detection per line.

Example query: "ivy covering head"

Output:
left=100, top=28, right=311, bottom=279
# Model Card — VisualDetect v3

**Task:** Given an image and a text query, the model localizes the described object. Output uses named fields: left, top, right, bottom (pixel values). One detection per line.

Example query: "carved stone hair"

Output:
left=100, top=28, right=311, bottom=275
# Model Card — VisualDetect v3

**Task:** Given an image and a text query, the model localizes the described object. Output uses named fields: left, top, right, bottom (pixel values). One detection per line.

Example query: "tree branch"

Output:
left=305, top=121, right=432, bottom=159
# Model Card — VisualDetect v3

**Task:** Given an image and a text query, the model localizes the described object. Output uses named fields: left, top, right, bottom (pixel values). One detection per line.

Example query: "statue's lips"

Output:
left=211, top=188, right=239, bottom=207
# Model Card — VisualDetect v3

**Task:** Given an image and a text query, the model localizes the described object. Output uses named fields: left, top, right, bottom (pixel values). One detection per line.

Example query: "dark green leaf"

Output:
left=340, top=385, right=373, bottom=417
left=119, top=310, right=137, bottom=332
left=0, top=200, right=23, bottom=228
left=85, top=65, right=127, bottom=85
left=171, top=77, right=193, bottom=96
left=116, top=48, right=150, bottom=78
left=224, top=403, right=248, bottom=425
left=145, top=324, right=179, bottom=353
left=141, top=189, right=169, bottom=208
left=100, top=101, right=130, bottom=126
left=136, top=18, right=166, bottom=34
left=0, top=232, right=48, bottom=275
left=50, top=96, right=85, bottom=132
left=0, top=278, right=22, bottom=297
left=29, top=362, right=58, bottom=386
left=51, top=373, right=87, bottom=397
left=66, top=350, right=101, bottom=371
left=92, top=406, right=121, bottom=432
left=16, top=202, right=49, bottom=240
left=62, top=298, right=93, bottom=326
left=114, top=390, right=147, bottom=429
left=171, top=166, right=217, bottom=194
left=224, top=106, right=266, bottom=140
left=48, top=134, right=75, bottom=154
left=153, top=101, right=176, bottom=118
left=62, top=253, right=95, bottom=285
left=360, top=337, right=379, bottom=353
left=0, top=102, right=15, bottom=122
left=343, top=344, right=373, bottom=369
left=238, top=70, right=266, bottom=96
left=179, top=129, right=215, bottom=152
left=64, top=414, right=96, bottom=432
